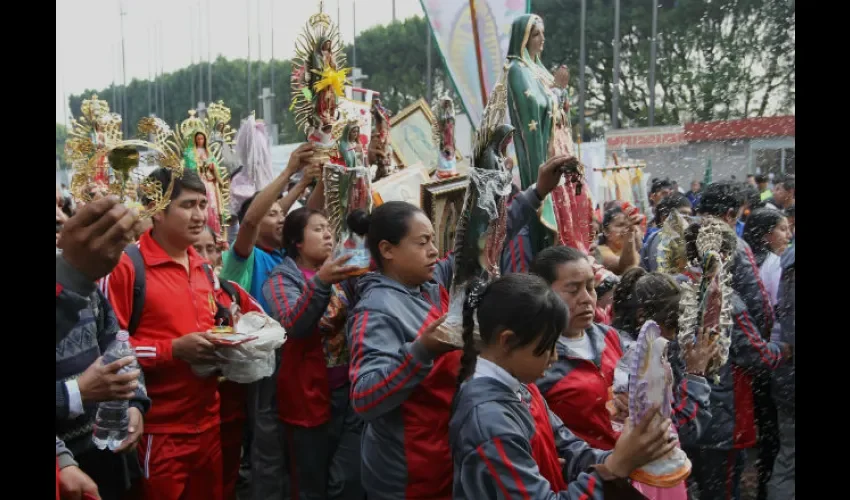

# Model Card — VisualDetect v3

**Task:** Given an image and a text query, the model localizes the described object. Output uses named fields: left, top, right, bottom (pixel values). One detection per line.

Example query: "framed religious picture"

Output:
left=371, top=162, right=431, bottom=207
left=390, top=99, right=439, bottom=174
left=420, top=176, right=470, bottom=256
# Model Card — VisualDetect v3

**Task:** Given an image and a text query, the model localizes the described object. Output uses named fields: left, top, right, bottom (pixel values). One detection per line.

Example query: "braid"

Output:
left=457, top=280, right=484, bottom=388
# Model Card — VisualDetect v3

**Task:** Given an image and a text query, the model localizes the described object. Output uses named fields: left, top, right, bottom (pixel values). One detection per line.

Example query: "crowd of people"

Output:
left=55, top=141, right=795, bottom=500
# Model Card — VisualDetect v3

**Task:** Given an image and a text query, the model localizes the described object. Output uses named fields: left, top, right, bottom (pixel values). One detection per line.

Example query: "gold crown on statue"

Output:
left=309, top=0, right=332, bottom=28
left=65, top=95, right=124, bottom=162
left=207, top=100, right=232, bottom=126
left=67, top=101, right=184, bottom=219
left=180, top=110, right=207, bottom=139
left=79, top=94, right=110, bottom=123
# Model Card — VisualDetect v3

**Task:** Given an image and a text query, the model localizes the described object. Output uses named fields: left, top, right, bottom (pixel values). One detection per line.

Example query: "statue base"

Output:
left=436, top=155, right=458, bottom=179
left=629, top=447, right=692, bottom=488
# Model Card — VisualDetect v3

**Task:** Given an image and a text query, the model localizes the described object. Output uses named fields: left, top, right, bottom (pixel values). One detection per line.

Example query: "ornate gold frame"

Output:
left=420, top=175, right=469, bottom=255
left=390, top=98, right=464, bottom=174
left=390, top=99, right=435, bottom=169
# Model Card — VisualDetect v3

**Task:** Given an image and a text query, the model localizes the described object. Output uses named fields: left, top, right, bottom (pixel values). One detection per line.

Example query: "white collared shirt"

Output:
left=473, top=356, right=522, bottom=401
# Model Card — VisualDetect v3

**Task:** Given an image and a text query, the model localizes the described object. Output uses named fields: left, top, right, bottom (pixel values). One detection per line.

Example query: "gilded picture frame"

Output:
left=420, top=176, right=469, bottom=256
left=390, top=99, right=437, bottom=173
left=371, top=162, right=431, bottom=207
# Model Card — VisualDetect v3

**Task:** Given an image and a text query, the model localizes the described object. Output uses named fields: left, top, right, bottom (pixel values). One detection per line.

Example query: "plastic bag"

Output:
left=191, top=312, right=287, bottom=383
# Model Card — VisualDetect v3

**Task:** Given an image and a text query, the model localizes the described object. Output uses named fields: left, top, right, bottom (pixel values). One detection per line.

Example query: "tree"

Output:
left=56, top=124, right=69, bottom=170
left=531, top=0, right=794, bottom=133
left=343, top=17, right=455, bottom=114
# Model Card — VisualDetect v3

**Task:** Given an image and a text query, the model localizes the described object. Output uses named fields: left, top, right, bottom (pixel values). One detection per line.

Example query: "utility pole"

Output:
left=153, top=24, right=159, bottom=117
left=247, top=0, right=252, bottom=115
left=198, top=0, right=203, bottom=108
left=111, top=44, right=117, bottom=112
left=159, top=20, right=166, bottom=122
left=190, top=3, right=196, bottom=110
left=648, top=0, right=659, bottom=126
left=270, top=0, right=275, bottom=140
left=352, top=0, right=357, bottom=69
left=207, top=0, right=212, bottom=103
left=392, top=0, right=396, bottom=22
left=578, top=0, right=587, bottom=140
left=148, top=27, right=153, bottom=116
left=119, top=0, right=129, bottom=135
left=426, top=26, right=432, bottom=103
left=612, top=0, right=621, bottom=129
left=257, top=0, right=262, bottom=117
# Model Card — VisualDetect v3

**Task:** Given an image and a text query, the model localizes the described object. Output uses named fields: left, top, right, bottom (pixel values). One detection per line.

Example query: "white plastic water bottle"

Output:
left=92, top=330, right=137, bottom=450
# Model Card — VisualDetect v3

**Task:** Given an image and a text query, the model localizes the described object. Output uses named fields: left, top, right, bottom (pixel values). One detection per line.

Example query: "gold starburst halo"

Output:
left=70, top=139, right=182, bottom=219
left=64, top=95, right=123, bottom=166
left=290, top=1, right=348, bottom=135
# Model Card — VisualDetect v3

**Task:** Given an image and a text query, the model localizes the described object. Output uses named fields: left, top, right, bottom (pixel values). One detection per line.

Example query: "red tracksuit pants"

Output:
left=133, top=426, right=223, bottom=500
left=221, top=419, right=245, bottom=500
left=56, top=458, right=61, bottom=500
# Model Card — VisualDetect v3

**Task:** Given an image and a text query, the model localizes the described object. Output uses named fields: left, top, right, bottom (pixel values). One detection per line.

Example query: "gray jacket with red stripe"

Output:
left=263, top=256, right=336, bottom=427
left=695, top=292, right=786, bottom=450
left=501, top=185, right=534, bottom=274
left=731, top=237, right=774, bottom=338
left=346, top=186, right=543, bottom=499
left=346, top=263, right=458, bottom=499
left=664, top=341, right=712, bottom=447
left=450, top=376, right=612, bottom=499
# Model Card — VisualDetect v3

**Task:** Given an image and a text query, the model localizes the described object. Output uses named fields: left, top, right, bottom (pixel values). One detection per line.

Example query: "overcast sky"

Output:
left=56, top=0, right=424, bottom=124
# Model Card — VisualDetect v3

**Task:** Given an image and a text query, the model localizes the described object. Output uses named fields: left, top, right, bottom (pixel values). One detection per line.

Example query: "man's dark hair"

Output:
left=755, top=174, right=768, bottom=184
left=237, top=191, right=284, bottom=224
left=773, top=174, right=795, bottom=192
left=697, top=180, right=744, bottom=217
left=650, top=177, right=673, bottom=195
left=142, top=167, right=206, bottom=207
left=740, top=183, right=761, bottom=209
left=785, top=204, right=795, bottom=218
left=653, top=192, right=691, bottom=227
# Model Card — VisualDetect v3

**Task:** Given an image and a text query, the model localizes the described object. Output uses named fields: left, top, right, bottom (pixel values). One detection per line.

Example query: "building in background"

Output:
left=605, top=116, right=795, bottom=186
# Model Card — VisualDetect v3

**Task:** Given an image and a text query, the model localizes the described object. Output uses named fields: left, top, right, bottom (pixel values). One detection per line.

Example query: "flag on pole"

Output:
left=703, top=158, right=713, bottom=185
left=419, top=0, right=529, bottom=130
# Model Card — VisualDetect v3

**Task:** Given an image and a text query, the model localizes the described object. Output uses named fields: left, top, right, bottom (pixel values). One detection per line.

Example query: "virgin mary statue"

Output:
left=184, top=130, right=228, bottom=237
left=505, top=13, right=593, bottom=254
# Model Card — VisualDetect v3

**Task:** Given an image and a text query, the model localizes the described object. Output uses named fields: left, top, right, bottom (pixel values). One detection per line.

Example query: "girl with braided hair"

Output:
left=450, top=273, right=676, bottom=499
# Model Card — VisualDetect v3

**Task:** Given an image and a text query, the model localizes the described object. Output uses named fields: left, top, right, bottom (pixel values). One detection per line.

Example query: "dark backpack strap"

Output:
left=219, top=279, right=240, bottom=308
left=201, top=263, right=218, bottom=289
left=124, top=244, right=146, bottom=336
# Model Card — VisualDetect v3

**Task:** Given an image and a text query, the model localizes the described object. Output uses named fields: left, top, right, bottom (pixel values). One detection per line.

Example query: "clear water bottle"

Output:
left=92, top=330, right=137, bottom=451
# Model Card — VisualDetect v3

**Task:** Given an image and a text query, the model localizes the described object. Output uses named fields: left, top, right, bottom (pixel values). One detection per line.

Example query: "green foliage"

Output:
left=56, top=123, right=68, bottom=169
left=531, top=0, right=794, bottom=131
left=342, top=17, right=454, bottom=115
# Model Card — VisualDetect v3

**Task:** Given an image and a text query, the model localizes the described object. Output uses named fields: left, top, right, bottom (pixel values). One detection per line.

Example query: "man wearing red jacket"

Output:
left=104, top=168, right=224, bottom=500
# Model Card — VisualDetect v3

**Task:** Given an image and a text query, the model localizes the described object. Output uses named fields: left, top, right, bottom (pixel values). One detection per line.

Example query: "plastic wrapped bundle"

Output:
left=677, top=217, right=735, bottom=382
left=232, top=114, right=274, bottom=214
left=628, top=321, right=692, bottom=488
left=323, top=163, right=373, bottom=274
left=191, top=312, right=287, bottom=382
